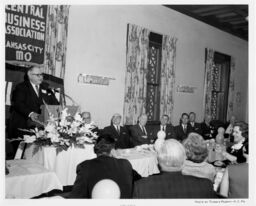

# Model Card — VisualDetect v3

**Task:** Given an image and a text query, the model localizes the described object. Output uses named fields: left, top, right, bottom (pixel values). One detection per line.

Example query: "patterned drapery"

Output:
left=203, top=48, right=215, bottom=117
left=123, top=24, right=150, bottom=125
left=226, top=56, right=236, bottom=120
left=160, top=35, right=177, bottom=122
left=43, top=5, right=70, bottom=79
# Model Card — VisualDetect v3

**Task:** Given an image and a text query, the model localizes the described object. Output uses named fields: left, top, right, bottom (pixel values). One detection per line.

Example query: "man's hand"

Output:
left=29, top=112, right=39, bottom=122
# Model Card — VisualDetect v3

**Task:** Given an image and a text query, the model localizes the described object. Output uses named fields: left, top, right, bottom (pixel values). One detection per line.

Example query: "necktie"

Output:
left=184, top=125, right=187, bottom=133
left=35, top=85, right=40, bottom=96
left=142, top=126, right=146, bottom=135
left=116, top=126, right=120, bottom=134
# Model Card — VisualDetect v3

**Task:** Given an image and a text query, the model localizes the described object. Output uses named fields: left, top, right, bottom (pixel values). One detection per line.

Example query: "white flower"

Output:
left=45, top=123, right=56, bottom=133
left=74, top=112, right=83, bottom=122
left=35, top=130, right=45, bottom=138
left=77, top=136, right=93, bottom=143
left=24, top=135, right=36, bottom=143
left=47, top=133, right=60, bottom=143
left=71, top=121, right=81, bottom=128
left=231, top=142, right=243, bottom=150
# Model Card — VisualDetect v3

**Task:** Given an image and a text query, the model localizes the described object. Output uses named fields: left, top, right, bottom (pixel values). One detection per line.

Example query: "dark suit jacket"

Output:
left=133, top=171, right=217, bottom=198
left=102, top=125, right=131, bottom=148
left=201, top=122, right=216, bottom=140
left=175, top=124, right=192, bottom=142
left=8, top=81, right=59, bottom=139
left=68, top=156, right=140, bottom=198
left=188, top=122, right=202, bottom=135
left=130, top=124, right=152, bottom=146
left=152, top=124, right=177, bottom=140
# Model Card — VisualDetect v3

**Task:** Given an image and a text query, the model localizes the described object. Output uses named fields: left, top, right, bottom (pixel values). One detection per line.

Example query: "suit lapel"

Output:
left=26, top=82, right=43, bottom=105
left=111, top=125, right=120, bottom=136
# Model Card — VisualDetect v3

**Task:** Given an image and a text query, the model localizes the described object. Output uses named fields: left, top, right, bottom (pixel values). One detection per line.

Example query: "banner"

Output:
left=5, top=5, right=48, bottom=65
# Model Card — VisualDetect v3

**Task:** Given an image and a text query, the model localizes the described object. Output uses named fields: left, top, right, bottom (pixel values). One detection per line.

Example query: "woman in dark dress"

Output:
left=223, top=122, right=248, bottom=164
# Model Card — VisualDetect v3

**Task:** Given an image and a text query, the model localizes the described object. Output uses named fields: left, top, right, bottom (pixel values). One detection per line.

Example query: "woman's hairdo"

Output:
left=182, top=133, right=208, bottom=163
left=234, top=122, right=248, bottom=138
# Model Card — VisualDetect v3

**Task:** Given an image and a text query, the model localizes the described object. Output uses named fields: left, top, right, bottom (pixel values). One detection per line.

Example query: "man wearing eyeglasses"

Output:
left=8, top=65, right=58, bottom=143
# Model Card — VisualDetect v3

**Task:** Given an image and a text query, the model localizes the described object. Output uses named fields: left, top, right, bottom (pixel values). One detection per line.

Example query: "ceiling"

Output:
left=165, top=5, right=248, bottom=41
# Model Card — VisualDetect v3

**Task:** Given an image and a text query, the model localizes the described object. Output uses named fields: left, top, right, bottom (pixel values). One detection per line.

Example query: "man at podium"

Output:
left=8, top=65, right=59, bottom=141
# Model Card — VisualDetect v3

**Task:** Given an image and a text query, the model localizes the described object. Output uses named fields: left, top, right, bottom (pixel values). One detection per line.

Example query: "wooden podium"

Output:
left=39, top=105, right=79, bottom=124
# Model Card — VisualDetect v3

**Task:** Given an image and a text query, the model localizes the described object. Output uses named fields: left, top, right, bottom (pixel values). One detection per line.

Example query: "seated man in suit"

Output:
left=102, top=113, right=131, bottom=149
left=81, top=111, right=100, bottom=135
left=201, top=114, right=216, bottom=140
left=133, top=139, right=217, bottom=198
left=152, top=114, right=176, bottom=141
left=188, top=112, right=202, bottom=135
left=175, top=113, right=192, bottom=142
left=8, top=65, right=59, bottom=156
left=130, top=114, right=153, bottom=146
left=68, top=137, right=141, bottom=199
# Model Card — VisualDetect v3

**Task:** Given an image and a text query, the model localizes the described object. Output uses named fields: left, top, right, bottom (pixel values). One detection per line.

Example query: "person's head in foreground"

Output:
left=94, top=137, right=115, bottom=157
left=91, top=179, right=120, bottom=199
left=182, top=133, right=208, bottom=163
left=157, top=139, right=186, bottom=172
left=182, top=133, right=216, bottom=181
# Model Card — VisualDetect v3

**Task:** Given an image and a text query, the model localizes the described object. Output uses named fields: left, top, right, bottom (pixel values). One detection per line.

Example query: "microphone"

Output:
left=41, top=82, right=79, bottom=107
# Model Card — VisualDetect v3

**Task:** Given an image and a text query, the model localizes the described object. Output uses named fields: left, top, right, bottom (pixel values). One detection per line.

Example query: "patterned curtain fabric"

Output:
left=123, top=24, right=150, bottom=125
left=203, top=48, right=215, bottom=117
left=160, top=35, right=177, bottom=122
left=43, top=5, right=70, bottom=79
left=226, top=56, right=236, bottom=120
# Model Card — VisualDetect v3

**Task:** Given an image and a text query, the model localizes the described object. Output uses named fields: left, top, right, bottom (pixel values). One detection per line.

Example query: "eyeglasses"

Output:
left=31, top=73, right=44, bottom=77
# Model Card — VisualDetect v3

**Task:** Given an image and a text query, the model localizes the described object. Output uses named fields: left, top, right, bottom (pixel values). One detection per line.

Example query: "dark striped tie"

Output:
left=35, top=85, right=40, bottom=96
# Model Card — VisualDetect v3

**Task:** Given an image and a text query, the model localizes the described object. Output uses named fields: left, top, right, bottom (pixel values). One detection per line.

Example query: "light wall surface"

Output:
left=65, top=5, right=248, bottom=128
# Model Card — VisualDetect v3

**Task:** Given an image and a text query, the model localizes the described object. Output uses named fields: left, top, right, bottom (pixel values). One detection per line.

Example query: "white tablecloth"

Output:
left=6, top=159, right=63, bottom=199
left=115, top=148, right=160, bottom=177
left=24, top=144, right=96, bottom=186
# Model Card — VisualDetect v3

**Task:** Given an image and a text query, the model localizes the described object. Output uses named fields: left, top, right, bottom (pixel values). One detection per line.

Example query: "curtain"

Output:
left=160, top=35, right=177, bottom=122
left=43, top=5, right=70, bottom=79
left=203, top=48, right=215, bottom=117
left=226, top=56, right=236, bottom=120
left=123, top=24, right=150, bottom=125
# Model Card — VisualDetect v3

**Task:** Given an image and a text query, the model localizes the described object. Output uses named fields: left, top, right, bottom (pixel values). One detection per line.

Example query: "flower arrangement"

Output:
left=22, top=108, right=98, bottom=153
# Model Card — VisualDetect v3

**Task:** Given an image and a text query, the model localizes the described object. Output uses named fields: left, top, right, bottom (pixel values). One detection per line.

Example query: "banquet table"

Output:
left=114, top=148, right=160, bottom=177
left=24, top=144, right=96, bottom=186
left=5, top=159, right=63, bottom=199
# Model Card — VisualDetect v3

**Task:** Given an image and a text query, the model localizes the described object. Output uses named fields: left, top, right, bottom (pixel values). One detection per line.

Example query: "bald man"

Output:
left=130, top=114, right=153, bottom=146
left=102, top=113, right=131, bottom=148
